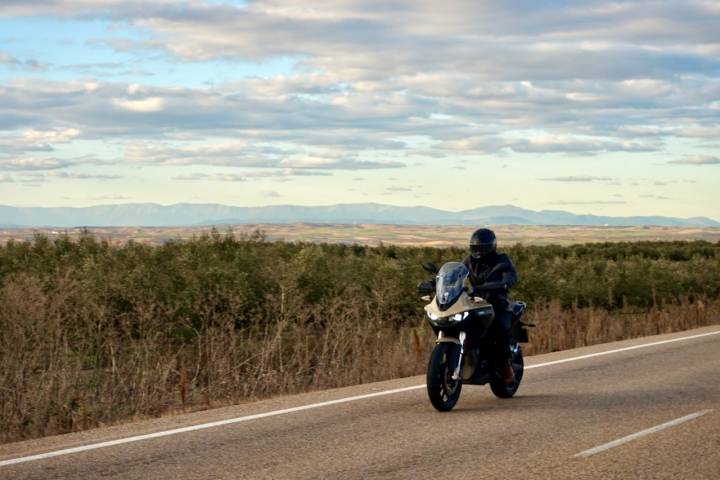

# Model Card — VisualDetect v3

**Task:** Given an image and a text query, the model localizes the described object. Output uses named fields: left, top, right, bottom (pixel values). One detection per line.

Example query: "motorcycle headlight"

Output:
left=427, top=311, right=439, bottom=321
left=450, top=312, right=469, bottom=322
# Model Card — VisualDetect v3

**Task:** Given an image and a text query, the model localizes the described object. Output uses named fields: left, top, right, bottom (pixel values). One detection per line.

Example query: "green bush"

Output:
left=0, top=234, right=717, bottom=322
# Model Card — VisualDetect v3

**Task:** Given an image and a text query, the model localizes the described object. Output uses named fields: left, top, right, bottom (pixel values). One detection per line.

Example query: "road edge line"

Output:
left=526, top=329, right=720, bottom=370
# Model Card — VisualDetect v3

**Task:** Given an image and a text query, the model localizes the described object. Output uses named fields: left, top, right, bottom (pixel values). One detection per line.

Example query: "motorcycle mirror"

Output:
left=421, top=261, right=438, bottom=274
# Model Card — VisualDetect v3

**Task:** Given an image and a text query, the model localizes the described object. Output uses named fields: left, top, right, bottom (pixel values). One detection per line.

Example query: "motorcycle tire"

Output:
left=426, top=342, right=463, bottom=412
left=490, top=343, right=524, bottom=399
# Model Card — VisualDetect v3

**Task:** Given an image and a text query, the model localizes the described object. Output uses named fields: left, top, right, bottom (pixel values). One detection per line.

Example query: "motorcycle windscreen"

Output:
left=436, top=262, right=469, bottom=310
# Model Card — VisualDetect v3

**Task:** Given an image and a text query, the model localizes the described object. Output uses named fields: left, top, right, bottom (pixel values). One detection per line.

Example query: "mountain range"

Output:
left=1, top=203, right=718, bottom=228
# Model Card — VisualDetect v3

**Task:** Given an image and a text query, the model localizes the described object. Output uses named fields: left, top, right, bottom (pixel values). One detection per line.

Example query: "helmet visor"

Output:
left=470, top=242, right=494, bottom=259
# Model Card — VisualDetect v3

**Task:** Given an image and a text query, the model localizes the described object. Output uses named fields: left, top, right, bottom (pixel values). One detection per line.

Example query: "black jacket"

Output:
left=462, top=252, right=518, bottom=308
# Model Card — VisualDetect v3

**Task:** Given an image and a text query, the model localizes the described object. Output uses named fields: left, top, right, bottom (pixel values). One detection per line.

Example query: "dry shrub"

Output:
left=1, top=270, right=718, bottom=444
left=523, top=297, right=720, bottom=355
left=0, top=277, right=433, bottom=443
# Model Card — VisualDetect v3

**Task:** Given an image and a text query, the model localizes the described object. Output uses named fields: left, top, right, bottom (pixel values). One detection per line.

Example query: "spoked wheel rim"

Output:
left=440, top=356, right=460, bottom=401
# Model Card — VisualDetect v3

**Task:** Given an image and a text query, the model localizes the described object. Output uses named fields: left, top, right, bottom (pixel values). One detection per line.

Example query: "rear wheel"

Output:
left=426, top=343, right=463, bottom=411
left=490, top=343, right=524, bottom=399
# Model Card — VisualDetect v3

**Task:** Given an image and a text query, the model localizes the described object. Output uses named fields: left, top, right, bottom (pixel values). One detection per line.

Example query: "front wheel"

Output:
left=426, top=343, right=462, bottom=411
left=490, top=343, right=524, bottom=399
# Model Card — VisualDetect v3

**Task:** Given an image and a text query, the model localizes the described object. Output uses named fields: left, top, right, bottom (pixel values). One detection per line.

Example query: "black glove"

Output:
left=417, top=280, right=435, bottom=294
left=477, top=280, right=507, bottom=292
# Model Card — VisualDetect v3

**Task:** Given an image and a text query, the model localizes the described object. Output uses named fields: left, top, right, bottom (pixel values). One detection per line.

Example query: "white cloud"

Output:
left=668, top=155, right=720, bottom=165
left=173, top=173, right=246, bottom=182
left=0, top=52, right=18, bottom=65
left=278, top=155, right=403, bottom=170
left=112, top=96, right=165, bottom=112
left=675, top=127, right=720, bottom=138
left=443, top=135, right=660, bottom=155
left=21, top=128, right=81, bottom=143
left=0, top=157, right=70, bottom=171
left=46, top=171, right=122, bottom=180
left=550, top=200, right=627, bottom=205
left=538, top=176, right=616, bottom=183
left=279, top=156, right=337, bottom=168
left=84, top=81, right=100, bottom=93
left=172, top=169, right=333, bottom=182
left=63, top=194, right=131, bottom=201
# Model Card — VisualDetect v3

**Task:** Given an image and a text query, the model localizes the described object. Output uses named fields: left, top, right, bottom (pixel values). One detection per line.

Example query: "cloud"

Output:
left=46, top=171, right=122, bottom=180
left=675, top=127, right=720, bottom=139
left=0, top=173, right=14, bottom=183
left=112, top=97, right=166, bottom=112
left=667, top=155, right=720, bottom=165
left=0, top=52, right=18, bottom=65
left=17, top=171, right=122, bottom=181
left=52, top=1, right=712, bottom=86
left=0, top=157, right=71, bottom=171
left=443, top=135, right=661, bottom=155
left=173, top=173, right=246, bottom=182
left=62, top=194, right=131, bottom=201
left=538, top=176, right=615, bottom=183
left=279, top=156, right=404, bottom=170
left=0, top=0, right=718, bottom=183
left=0, top=51, right=46, bottom=70
left=172, top=169, right=332, bottom=182
left=122, top=140, right=404, bottom=170
left=21, top=128, right=81, bottom=143
left=550, top=200, right=627, bottom=205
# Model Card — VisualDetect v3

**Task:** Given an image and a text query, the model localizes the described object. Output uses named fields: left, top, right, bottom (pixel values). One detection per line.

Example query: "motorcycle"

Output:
left=417, top=261, right=532, bottom=412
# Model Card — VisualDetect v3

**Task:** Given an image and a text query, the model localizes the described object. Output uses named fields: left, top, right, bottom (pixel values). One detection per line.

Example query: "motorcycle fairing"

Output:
left=425, top=293, right=492, bottom=319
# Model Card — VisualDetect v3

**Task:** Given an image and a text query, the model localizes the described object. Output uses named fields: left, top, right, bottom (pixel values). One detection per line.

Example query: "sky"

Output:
left=0, top=0, right=718, bottom=219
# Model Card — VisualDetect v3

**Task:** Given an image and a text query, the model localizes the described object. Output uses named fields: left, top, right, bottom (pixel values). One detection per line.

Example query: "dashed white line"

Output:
left=574, top=409, right=713, bottom=458
left=1, top=328, right=719, bottom=467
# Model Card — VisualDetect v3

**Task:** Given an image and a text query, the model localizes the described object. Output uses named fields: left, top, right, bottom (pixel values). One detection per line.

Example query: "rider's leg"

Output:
left=492, top=308, right=515, bottom=384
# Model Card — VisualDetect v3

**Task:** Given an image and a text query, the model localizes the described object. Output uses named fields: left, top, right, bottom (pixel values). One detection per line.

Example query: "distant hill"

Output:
left=0, top=203, right=718, bottom=228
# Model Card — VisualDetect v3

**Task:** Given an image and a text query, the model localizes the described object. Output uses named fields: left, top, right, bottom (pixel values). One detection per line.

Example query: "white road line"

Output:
left=1, top=328, right=719, bottom=468
left=574, top=409, right=713, bottom=458
left=0, top=385, right=425, bottom=467
left=525, top=329, right=720, bottom=370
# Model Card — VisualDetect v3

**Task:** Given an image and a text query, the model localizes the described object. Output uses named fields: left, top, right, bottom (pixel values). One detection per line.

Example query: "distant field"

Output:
left=1, top=223, right=719, bottom=246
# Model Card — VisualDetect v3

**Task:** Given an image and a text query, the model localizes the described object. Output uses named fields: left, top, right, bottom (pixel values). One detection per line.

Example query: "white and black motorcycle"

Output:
left=418, top=261, right=531, bottom=412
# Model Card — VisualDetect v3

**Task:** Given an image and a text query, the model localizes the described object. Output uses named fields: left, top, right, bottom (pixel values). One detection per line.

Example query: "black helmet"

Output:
left=469, top=228, right=496, bottom=260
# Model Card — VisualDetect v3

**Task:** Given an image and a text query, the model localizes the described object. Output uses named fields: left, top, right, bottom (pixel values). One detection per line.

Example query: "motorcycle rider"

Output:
left=463, top=228, right=518, bottom=384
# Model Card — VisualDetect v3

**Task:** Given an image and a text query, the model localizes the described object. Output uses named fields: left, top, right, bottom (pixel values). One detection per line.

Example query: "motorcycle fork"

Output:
left=436, top=331, right=466, bottom=381
left=453, top=331, right=466, bottom=381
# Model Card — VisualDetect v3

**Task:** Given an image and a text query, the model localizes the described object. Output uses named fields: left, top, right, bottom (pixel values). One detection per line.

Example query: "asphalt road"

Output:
left=2, top=326, right=719, bottom=480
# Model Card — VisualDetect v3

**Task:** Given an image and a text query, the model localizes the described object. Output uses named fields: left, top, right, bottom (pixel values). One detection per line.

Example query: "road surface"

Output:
left=2, top=326, right=719, bottom=479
